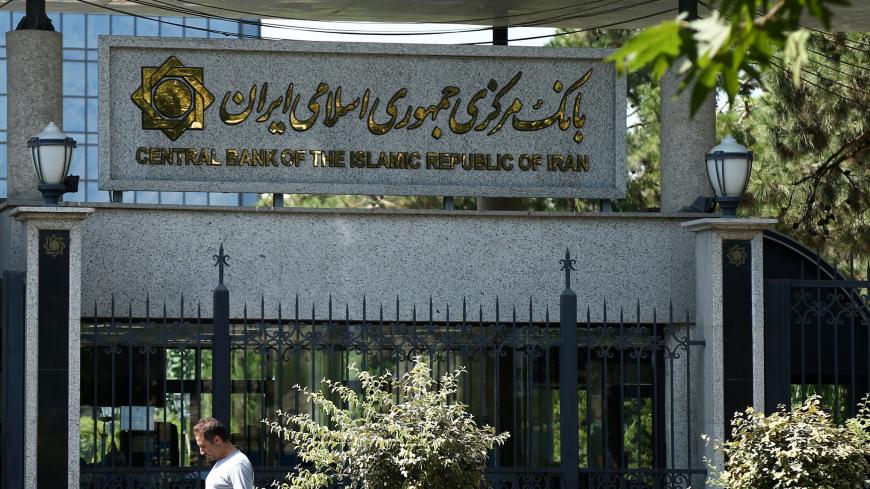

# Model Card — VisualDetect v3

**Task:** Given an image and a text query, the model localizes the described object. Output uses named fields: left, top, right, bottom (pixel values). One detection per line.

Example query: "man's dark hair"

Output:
left=194, top=417, right=229, bottom=442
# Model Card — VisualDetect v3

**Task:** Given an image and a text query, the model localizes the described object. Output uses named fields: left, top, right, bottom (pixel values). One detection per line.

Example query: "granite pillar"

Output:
left=682, top=217, right=775, bottom=474
left=11, top=206, right=93, bottom=489
left=659, top=68, right=716, bottom=213
left=6, top=30, right=63, bottom=204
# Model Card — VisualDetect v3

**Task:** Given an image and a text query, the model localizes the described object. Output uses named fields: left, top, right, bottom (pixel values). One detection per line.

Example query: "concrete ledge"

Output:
left=682, top=217, right=777, bottom=233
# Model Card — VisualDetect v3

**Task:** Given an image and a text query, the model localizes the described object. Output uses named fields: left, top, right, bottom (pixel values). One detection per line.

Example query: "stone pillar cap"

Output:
left=681, top=217, right=777, bottom=233
left=10, top=206, right=94, bottom=221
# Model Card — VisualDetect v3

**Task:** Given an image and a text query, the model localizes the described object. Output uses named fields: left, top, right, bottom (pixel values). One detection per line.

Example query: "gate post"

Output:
left=10, top=206, right=93, bottom=489
left=558, top=250, right=579, bottom=489
left=682, top=217, right=775, bottom=473
left=212, top=244, right=231, bottom=426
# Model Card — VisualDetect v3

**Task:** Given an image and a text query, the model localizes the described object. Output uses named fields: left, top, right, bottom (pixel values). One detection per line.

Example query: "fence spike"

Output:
left=560, top=248, right=577, bottom=290
left=362, top=294, right=367, bottom=321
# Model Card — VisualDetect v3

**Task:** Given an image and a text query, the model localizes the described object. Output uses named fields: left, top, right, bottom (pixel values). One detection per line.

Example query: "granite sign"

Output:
left=100, top=37, right=626, bottom=198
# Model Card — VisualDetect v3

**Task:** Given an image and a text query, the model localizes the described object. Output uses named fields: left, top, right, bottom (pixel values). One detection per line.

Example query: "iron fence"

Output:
left=79, top=249, right=705, bottom=489
left=765, top=251, right=870, bottom=420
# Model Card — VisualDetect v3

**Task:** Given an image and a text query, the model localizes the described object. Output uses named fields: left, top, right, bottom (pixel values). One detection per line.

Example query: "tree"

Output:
left=262, top=357, right=509, bottom=489
left=609, top=0, right=850, bottom=114
left=731, top=32, right=870, bottom=267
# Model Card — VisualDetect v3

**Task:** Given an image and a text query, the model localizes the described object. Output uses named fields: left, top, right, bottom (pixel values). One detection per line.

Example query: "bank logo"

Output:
left=131, top=55, right=214, bottom=141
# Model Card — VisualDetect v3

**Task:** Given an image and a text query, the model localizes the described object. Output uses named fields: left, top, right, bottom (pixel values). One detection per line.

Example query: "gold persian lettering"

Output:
left=220, top=85, right=256, bottom=125
left=216, top=69, right=594, bottom=145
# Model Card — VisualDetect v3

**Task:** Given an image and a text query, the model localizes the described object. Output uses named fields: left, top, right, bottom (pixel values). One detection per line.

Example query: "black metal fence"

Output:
left=79, top=250, right=705, bottom=489
left=765, top=252, right=870, bottom=420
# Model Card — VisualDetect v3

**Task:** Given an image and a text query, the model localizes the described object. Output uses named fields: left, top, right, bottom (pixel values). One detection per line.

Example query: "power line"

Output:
left=767, top=57, right=868, bottom=107
left=464, top=8, right=677, bottom=45
left=118, top=0, right=661, bottom=37
left=0, top=0, right=13, bottom=10
left=151, top=0, right=614, bottom=31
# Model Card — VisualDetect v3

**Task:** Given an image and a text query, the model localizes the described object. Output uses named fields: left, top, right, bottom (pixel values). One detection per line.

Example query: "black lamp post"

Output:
left=16, top=0, right=55, bottom=31
left=705, top=135, right=753, bottom=217
left=28, top=122, right=77, bottom=205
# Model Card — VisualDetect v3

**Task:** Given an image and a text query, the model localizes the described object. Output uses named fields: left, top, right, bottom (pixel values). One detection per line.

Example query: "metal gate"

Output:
left=763, top=231, right=870, bottom=420
left=79, top=249, right=705, bottom=488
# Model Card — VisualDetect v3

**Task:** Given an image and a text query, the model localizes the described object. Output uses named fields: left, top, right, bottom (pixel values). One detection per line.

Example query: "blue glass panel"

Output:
left=0, top=61, right=6, bottom=93
left=64, top=98, right=86, bottom=132
left=184, top=192, right=207, bottom=205
left=62, top=14, right=86, bottom=48
left=136, top=17, right=160, bottom=37
left=0, top=178, right=6, bottom=199
left=64, top=49, right=86, bottom=61
left=47, top=12, right=60, bottom=29
left=160, top=16, right=183, bottom=37
left=87, top=14, right=110, bottom=48
left=86, top=145, right=98, bottom=180
left=0, top=95, right=7, bottom=131
left=111, top=15, right=135, bottom=35
left=86, top=98, right=98, bottom=132
left=11, top=12, right=24, bottom=28
left=64, top=61, right=86, bottom=96
left=241, top=193, right=260, bottom=207
left=63, top=188, right=81, bottom=203
left=69, top=144, right=85, bottom=176
left=87, top=62, right=98, bottom=96
left=1, top=47, right=7, bottom=60
left=209, top=192, right=239, bottom=206
left=0, top=13, right=10, bottom=44
left=135, top=191, right=159, bottom=203
left=208, top=19, right=239, bottom=38
left=0, top=144, right=6, bottom=177
left=184, top=17, right=208, bottom=38
left=160, top=191, right=183, bottom=204
left=86, top=181, right=110, bottom=202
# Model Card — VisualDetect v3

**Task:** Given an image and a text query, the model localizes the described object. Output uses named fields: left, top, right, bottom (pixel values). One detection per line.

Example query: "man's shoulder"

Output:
left=228, top=449, right=253, bottom=468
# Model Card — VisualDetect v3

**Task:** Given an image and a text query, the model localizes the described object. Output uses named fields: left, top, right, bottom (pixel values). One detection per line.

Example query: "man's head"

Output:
left=193, top=418, right=233, bottom=461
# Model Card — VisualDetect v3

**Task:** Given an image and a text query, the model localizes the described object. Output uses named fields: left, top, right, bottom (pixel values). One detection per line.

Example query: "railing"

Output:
left=79, top=249, right=705, bottom=489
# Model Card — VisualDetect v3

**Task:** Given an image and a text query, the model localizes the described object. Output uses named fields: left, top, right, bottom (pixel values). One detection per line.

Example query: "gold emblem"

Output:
left=726, top=243, right=748, bottom=267
left=43, top=235, right=66, bottom=258
left=131, top=55, right=214, bottom=141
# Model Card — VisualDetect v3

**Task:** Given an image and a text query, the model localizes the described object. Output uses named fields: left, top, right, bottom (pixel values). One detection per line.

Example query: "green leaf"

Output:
left=783, top=29, right=811, bottom=86
left=607, top=17, right=687, bottom=76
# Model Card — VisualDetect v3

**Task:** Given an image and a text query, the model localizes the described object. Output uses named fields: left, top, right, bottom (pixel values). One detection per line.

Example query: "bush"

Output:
left=704, top=395, right=870, bottom=489
left=263, top=356, right=510, bottom=489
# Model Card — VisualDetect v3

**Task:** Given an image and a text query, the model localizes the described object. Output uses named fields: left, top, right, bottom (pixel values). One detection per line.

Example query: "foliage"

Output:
left=731, top=32, right=870, bottom=269
left=703, top=395, right=870, bottom=489
left=609, top=0, right=850, bottom=114
left=262, top=357, right=510, bottom=489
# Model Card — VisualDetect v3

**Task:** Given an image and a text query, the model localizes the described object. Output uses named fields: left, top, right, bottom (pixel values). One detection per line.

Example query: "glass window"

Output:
left=62, top=14, right=86, bottom=48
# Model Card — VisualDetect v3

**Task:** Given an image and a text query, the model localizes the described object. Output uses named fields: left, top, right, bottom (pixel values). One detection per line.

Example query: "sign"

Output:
left=100, top=37, right=626, bottom=198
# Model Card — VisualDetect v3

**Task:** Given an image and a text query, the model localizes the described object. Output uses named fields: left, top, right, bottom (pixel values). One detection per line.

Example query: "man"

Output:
left=193, top=418, right=254, bottom=489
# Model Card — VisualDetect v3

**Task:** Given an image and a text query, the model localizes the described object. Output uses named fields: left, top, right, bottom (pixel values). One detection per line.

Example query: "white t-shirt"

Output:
left=205, top=449, right=254, bottom=489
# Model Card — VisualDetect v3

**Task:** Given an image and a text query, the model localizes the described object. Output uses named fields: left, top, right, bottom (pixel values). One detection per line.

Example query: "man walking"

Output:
left=193, top=418, right=254, bottom=489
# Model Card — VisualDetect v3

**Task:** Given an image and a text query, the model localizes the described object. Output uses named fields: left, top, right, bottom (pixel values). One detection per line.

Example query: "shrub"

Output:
left=263, top=356, right=510, bottom=489
left=704, top=395, right=870, bottom=489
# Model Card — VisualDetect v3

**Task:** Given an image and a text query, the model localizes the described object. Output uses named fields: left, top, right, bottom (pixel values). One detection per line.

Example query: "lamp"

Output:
left=705, top=135, right=753, bottom=217
left=28, top=122, right=77, bottom=205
